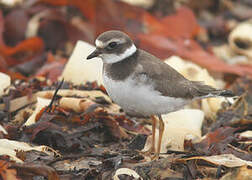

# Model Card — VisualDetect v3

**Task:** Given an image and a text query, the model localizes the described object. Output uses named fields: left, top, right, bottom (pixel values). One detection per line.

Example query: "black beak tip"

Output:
left=86, top=55, right=92, bottom=60
left=86, top=49, right=99, bottom=60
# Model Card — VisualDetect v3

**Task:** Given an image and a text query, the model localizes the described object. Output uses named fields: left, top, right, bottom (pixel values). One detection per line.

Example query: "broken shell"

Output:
left=60, top=41, right=103, bottom=85
left=119, top=0, right=154, bottom=9
left=229, top=20, right=252, bottom=60
left=113, top=168, right=143, bottom=180
left=0, top=72, right=11, bottom=96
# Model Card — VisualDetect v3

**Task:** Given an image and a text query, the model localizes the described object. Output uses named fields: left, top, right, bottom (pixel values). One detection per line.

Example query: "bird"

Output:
left=86, top=30, right=234, bottom=158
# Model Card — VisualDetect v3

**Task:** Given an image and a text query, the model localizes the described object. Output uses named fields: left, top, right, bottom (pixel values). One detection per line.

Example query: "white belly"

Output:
left=103, top=74, right=189, bottom=116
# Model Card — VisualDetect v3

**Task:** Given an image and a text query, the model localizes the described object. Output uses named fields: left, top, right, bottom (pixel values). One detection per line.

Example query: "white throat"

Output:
left=101, top=44, right=137, bottom=64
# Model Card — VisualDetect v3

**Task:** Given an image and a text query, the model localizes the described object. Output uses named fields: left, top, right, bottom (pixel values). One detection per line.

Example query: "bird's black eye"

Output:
left=107, top=42, right=117, bottom=49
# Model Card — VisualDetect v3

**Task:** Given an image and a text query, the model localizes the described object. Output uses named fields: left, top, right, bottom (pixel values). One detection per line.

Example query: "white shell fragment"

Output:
left=239, top=130, right=252, bottom=138
left=0, top=139, right=56, bottom=163
left=24, top=97, right=51, bottom=126
left=60, top=40, right=103, bottom=85
left=36, top=89, right=111, bottom=103
left=229, top=20, right=252, bottom=60
left=26, top=10, right=48, bottom=38
left=0, top=94, right=37, bottom=113
left=119, top=0, right=154, bottom=9
left=182, top=154, right=252, bottom=168
left=212, top=44, right=248, bottom=65
left=165, top=56, right=221, bottom=87
left=59, top=97, right=97, bottom=113
left=113, top=168, right=143, bottom=180
left=0, top=72, right=11, bottom=96
left=22, top=89, right=116, bottom=126
left=144, top=109, right=204, bottom=152
left=0, top=0, right=22, bottom=7
left=0, top=125, right=8, bottom=135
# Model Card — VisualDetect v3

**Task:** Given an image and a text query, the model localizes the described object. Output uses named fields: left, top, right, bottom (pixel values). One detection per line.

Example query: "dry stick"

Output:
left=44, top=79, right=65, bottom=113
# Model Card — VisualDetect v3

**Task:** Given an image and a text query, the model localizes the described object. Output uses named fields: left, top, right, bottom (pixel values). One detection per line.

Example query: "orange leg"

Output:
left=156, top=115, right=164, bottom=158
left=150, top=115, right=156, bottom=153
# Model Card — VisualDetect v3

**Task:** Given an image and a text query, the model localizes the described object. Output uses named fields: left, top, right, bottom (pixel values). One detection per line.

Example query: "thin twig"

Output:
left=45, top=79, right=64, bottom=113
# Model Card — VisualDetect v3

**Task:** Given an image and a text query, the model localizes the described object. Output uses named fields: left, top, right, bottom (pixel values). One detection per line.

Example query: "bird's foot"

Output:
left=140, top=146, right=155, bottom=156
left=138, top=148, right=160, bottom=161
left=150, top=153, right=160, bottom=161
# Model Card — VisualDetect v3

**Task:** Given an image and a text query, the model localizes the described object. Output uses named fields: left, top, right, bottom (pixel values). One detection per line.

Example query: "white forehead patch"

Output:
left=95, top=39, right=104, bottom=48
left=100, top=44, right=137, bottom=64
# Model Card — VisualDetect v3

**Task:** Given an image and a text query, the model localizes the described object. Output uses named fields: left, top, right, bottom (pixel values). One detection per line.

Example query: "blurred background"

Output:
left=1, top=0, right=252, bottom=81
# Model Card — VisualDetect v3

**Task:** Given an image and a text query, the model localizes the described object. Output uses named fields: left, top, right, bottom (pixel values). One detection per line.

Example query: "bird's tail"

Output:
left=218, top=89, right=235, bottom=97
left=191, top=81, right=235, bottom=98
